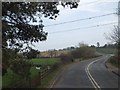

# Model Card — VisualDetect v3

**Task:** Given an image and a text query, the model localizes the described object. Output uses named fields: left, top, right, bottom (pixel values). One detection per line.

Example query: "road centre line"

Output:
left=85, top=58, right=102, bottom=90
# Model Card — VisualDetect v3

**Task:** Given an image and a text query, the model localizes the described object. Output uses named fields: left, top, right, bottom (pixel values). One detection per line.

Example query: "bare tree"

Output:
left=105, top=25, right=120, bottom=58
left=106, top=25, right=120, bottom=44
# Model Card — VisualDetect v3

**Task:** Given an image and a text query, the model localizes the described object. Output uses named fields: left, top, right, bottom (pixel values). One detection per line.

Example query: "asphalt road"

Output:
left=52, top=55, right=119, bottom=89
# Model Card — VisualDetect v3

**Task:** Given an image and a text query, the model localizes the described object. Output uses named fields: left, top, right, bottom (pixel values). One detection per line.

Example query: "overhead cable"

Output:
left=45, top=12, right=117, bottom=27
left=49, top=22, right=117, bottom=34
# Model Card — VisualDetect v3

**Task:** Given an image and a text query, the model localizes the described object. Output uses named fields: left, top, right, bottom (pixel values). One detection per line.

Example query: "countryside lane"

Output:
left=52, top=55, right=119, bottom=89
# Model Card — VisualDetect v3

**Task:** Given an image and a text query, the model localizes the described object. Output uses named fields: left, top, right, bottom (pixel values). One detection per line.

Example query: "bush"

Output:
left=59, top=53, right=74, bottom=63
left=10, top=59, right=32, bottom=79
left=71, top=46, right=96, bottom=59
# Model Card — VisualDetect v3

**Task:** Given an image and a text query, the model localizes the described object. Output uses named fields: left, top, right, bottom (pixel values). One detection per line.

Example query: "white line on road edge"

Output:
left=85, top=59, right=101, bottom=90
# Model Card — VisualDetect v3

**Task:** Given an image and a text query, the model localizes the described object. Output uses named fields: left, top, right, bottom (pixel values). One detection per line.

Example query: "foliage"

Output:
left=60, top=53, right=74, bottom=63
left=2, top=68, right=24, bottom=88
left=9, top=58, right=32, bottom=79
left=61, top=46, right=75, bottom=51
left=2, top=48, right=20, bottom=76
left=3, top=58, right=61, bottom=87
left=102, top=43, right=117, bottom=48
left=71, top=46, right=96, bottom=59
left=2, top=68, right=14, bottom=87
left=23, top=48, right=40, bottom=59
left=71, top=48, right=81, bottom=59
left=97, top=42, right=100, bottom=47
left=2, top=2, right=79, bottom=49
left=2, top=2, right=79, bottom=75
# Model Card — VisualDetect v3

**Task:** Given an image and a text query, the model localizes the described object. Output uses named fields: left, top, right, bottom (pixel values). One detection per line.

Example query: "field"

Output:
left=30, top=58, right=60, bottom=77
left=2, top=58, right=61, bottom=88
left=30, top=58, right=60, bottom=65
left=96, top=48, right=117, bottom=54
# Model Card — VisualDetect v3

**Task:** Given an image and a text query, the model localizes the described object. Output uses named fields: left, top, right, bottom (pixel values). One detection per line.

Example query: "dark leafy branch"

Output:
left=2, top=2, right=79, bottom=76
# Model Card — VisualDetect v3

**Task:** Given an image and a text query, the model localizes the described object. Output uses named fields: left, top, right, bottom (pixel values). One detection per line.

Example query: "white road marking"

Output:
left=51, top=55, right=109, bottom=88
left=85, top=58, right=102, bottom=90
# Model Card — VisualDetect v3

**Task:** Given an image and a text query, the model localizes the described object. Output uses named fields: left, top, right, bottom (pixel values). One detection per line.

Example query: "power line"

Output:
left=45, top=12, right=117, bottom=27
left=49, top=22, right=117, bottom=34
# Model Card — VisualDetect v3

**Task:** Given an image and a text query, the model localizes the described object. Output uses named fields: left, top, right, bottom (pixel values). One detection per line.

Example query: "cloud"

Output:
left=77, top=3, right=100, bottom=13
left=57, top=0, right=118, bottom=16
left=80, top=0, right=119, bottom=3
left=100, top=0, right=119, bottom=2
left=72, top=0, right=102, bottom=13
left=77, top=0, right=119, bottom=13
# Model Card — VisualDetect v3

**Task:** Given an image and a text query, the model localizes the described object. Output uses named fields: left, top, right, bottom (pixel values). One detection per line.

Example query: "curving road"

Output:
left=52, top=55, right=119, bottom=89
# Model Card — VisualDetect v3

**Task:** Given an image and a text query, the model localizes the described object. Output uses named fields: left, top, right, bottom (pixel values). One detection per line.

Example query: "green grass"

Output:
left=96, top=48, right=117, bottom=54
left=0, top=75, right=2, bottom=88
left=30, top=58, right=60, bottom=65
left=30, top=67, right=40, bottom=78
left=2, top=68, right=20, bottom=87
left=2, top=69, right=13, bottom=87
left=30, top=58, right=61, bottom=87
left=30, top=58, right=60, bottom=77
left=109, top=56, right=120, bottom=68
left=3, top=58, right=61, bottom=88
left=38, top=68, right=59, bottom=88
left=37, top=65, right=63, bottom=88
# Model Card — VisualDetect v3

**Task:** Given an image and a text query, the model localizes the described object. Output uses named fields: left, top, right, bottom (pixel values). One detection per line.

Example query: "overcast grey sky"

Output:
left=32, top=0, right=119, bottom=51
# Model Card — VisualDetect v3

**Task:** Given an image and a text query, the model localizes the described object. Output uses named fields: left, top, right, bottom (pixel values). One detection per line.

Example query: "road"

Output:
left=51, top=55, right=119, bottom=89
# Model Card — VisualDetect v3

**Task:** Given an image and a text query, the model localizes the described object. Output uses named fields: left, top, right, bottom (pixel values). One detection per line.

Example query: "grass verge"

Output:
left=109, top=56, right=120, bottom=68
left=2, top=58, right=61, bottom=88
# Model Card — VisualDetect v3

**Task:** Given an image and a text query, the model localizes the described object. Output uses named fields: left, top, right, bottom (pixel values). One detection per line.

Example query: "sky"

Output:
left=32, top=0, right=119, bottom=51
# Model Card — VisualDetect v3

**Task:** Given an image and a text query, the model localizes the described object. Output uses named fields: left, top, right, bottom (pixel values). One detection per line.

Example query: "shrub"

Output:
left=10, top=59, right=32, bottom=80
left=71, top=46, right=96, bottom=59
left=59, top=53, right=74, bottom=63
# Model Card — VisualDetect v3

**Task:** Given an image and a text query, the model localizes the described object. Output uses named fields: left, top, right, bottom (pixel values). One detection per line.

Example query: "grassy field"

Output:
left=30, top=58, right=60, bottom=65
left=96, top=48, right=117, bottom=54
left=2, top=58, right=61, bottom=88
left=30, top=58, right=60, bottom=77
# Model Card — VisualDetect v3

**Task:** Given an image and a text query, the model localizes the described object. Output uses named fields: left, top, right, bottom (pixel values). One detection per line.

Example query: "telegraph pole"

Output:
left=118, top=1, right=120, bottom=73
left=118, top=1, right=120, bottom=46
left=118, top=1, right=120, bottom=29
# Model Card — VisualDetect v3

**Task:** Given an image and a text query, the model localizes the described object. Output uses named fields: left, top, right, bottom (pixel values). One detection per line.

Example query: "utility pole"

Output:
left=118, top=1, right=120, bottom=29
left=118, top=1, right=120, bottom=45
left=118, top=1, right=120, bottom=70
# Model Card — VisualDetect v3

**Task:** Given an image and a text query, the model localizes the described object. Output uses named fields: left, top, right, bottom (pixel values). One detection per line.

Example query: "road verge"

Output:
left=105, top=58, right=119, bottom=77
